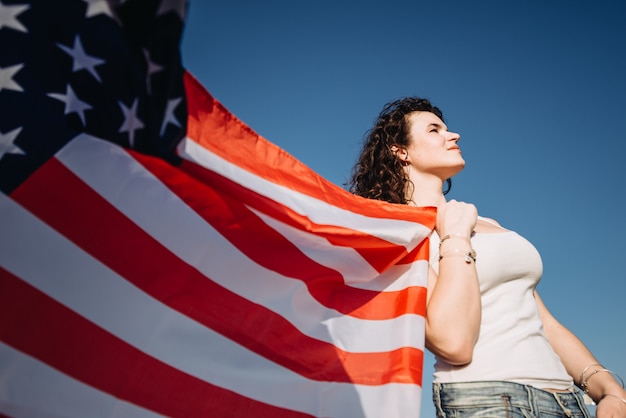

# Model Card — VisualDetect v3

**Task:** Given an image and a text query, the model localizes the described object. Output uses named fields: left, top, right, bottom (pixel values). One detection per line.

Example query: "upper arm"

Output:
left=426, top=265, right=438, bottom=304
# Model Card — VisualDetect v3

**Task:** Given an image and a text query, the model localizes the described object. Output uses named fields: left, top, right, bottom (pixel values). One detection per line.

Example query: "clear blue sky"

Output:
left=181, top=1, right=626, bottom=415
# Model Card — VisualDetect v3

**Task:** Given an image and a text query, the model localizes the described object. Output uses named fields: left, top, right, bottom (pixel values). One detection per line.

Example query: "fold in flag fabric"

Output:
left=0, top=1, right=435, bottom=417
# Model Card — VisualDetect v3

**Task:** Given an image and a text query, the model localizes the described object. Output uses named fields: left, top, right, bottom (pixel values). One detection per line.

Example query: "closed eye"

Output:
left=428, top=123, right=446, bottom=133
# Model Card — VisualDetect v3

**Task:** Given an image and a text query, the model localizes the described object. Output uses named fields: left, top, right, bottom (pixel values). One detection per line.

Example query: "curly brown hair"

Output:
left=349, top=97, right=451, bottom=204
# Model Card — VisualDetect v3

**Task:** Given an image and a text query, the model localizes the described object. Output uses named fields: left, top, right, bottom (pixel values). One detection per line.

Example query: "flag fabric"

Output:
left=0, top=1, right=435, bottom=417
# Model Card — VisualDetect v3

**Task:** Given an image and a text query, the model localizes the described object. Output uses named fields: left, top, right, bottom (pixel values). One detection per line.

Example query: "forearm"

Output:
left=544, top=319, right=626, bottom=405
left=426, top=252, right=481, bottom=365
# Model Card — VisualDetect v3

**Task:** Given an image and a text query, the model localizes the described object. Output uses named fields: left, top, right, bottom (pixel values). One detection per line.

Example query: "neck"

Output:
left=406, top=173, right=447, bottom=207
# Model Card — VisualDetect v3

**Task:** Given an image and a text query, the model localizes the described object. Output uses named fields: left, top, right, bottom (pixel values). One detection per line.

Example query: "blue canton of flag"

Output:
left=0, top=0, right=187, bottom=194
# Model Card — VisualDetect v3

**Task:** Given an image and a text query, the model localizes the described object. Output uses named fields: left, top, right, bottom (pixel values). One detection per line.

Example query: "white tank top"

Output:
left=429, top=224, right=573, bottom=390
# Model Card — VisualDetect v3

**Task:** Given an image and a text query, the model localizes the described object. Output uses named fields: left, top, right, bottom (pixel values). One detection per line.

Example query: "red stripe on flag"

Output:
left=0, top=266, right=311, bottom=418
left=10, top=154, right=423, bottom=385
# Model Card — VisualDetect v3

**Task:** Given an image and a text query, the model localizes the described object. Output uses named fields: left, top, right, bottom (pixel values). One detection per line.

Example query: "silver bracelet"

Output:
left=439, top=233, right=470, bottom=248
left=438, top=248, right=477, bottom=264
left=580, top=363, right=604, bottom=386
left=581, top=368, right=625, bottom=395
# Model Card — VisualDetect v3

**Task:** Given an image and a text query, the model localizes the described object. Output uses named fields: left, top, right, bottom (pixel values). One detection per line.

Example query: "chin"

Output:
left=448, top=162, right=465, bottom=177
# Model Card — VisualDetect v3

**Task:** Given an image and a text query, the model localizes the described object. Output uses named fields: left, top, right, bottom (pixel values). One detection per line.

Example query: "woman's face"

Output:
left=403, top=111, right=464, bottom=180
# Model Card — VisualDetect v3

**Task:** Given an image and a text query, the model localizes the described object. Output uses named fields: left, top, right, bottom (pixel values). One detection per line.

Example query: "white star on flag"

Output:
left=118, top=98, right=144, bottom=147
left=0, top=63, right=24, bottom=93
left=0, top=1, right=30, bottom=33
left=81, top=0, right=113, bottom=18
left=143, top=48, right=164, bottom=95
left=0, top=127, right=25, bottom=159
left=160, top=97, right=182, bottom=136
left=47, top=84, right=92, bottom=126
left=57, top=35, right=105, bottom=82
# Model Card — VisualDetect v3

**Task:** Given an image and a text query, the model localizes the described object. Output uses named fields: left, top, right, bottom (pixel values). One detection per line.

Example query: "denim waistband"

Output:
left=432, top=381, right=591, bottom=417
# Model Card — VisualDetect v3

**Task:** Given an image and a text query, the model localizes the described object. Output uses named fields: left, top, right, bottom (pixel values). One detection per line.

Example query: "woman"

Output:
left=349, top=97, right=626, bottom=417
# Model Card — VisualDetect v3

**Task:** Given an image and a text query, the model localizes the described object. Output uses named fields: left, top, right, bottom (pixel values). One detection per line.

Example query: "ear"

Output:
left=390, top=144, right=409, bottom=163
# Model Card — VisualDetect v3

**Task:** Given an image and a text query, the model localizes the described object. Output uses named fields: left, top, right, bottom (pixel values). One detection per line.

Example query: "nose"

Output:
left=448, top=131, right=460, bottom=142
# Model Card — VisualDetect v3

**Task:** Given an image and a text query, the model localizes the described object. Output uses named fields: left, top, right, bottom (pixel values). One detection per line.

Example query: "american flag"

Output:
left=0, top=1, right=435, bottom=416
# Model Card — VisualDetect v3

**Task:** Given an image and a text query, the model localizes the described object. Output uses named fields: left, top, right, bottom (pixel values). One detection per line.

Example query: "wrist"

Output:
left=579, top=363, right=626, bottom=405
left=580, top=366, right=624, bottom=395
left=438, top=248, right=477, bottom=264
left=439, top=233, right=471, bottom=245
left=438, top=234, right=476, bottom=264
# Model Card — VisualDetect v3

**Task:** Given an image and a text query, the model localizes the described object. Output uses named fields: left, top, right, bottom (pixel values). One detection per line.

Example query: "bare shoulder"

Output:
left=475, top=216, right=508, bottom=233
left=479, top=216, right=501, bottom=226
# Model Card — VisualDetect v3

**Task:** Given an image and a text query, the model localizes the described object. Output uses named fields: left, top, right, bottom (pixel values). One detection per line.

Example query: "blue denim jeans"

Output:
left=432, top=381, right=592, bottom=417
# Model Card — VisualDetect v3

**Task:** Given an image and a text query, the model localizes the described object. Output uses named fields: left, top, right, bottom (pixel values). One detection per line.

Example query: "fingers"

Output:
left=436, top=199, right=477, bottom=238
